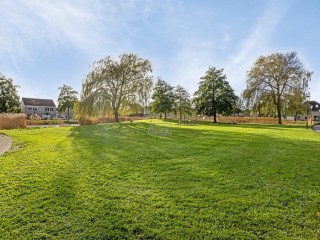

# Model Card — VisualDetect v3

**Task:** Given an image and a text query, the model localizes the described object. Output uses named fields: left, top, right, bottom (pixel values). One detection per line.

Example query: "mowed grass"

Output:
left=1, top=120, right=320, bottom=239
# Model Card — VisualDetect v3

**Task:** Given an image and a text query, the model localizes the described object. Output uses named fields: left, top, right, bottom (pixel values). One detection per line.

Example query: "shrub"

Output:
left=0, top=113, right=27, bottom=129
left=30, top=114, right=41, bottom=120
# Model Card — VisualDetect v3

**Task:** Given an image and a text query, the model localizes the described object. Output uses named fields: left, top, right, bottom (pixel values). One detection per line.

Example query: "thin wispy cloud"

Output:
left=0, top=0, right=319, bottom=101
left=0, top=0, right=182, bottom=65
left=224, top=0, right=292, bottom=95
left=0, top=0, right=108, bottom=65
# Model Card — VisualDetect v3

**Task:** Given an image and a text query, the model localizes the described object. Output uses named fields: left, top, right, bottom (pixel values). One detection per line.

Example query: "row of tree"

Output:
left=151, top=68, right=239, bottom=123
left=0, top=51, right=312, bottom=125
left=77, top=53, right=240, bottom=123
left=152, top=79, right=191, bottom=120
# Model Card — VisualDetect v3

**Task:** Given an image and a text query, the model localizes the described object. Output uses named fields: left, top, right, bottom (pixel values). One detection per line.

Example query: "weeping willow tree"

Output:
left=243, top=52, right=312, bottom=124
left=242, top=89, right=276, bottom=116
left=286, top=87, right=305, bottom=119
left=79, top=53, right=153, bottom=121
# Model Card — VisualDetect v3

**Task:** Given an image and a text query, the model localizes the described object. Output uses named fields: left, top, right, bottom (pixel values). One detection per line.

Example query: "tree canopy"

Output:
left=286, top=88, right=305, bottom=119
left=193, top=67, right=238, bottom=123
left=173, top=85, right=192, bottom=121
left=243, top=52, right=312, bottom=124
left=80, top=53, right=153, bottom=122
left=57, top=84, right=78, bottom=120
left=151, top=78, right=174, bottom=119
left=0, top=73, right=20, bottom=113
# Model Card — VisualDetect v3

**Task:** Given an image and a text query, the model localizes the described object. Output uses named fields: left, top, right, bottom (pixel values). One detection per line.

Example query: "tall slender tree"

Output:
left=57, top=84, right=78, bottom=120
left=151, top=78, right=174, bottom=119
left=244, top=52, right=312, bottom=124
left=138, top=77, right=153, bottom=116
left=173, top=85, right=191, bottom=121
left=194, top=67, right=237, bottom=123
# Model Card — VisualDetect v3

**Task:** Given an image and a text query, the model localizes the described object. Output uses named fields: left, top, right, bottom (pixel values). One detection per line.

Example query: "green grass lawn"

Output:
left=1, top=120, right=320, bottom=239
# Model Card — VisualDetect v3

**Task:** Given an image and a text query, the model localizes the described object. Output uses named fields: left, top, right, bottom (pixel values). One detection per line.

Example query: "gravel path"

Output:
left=0, top=134, right=12, bottom=156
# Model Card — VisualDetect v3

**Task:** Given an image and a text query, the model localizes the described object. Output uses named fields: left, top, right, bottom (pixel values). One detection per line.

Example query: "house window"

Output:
left=28, top=107, right=32, bottom=110
left=45, top=107, right=49, bottom=111
left=33, top=108, right=37, bottom=111
left=50, top=108, right=54, bottom=111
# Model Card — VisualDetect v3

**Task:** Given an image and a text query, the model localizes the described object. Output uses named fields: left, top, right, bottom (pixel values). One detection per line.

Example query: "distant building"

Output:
left=309, top=100, right=320, bottom=121
left=21, top=98, right=57, bottom=119
left=57, top=109, right=74, bottom=120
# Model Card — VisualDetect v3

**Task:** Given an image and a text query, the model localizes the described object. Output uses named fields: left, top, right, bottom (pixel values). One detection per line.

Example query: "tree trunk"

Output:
left=212, top=80, right=217, bottom=123
left=258, top=103, right=261, bottom=117
left=67, top=107, right=69, bottom=121
left=213, top=112, right=217, bottom=123
left=277, top=98, right=282, bottom=125
left=113, top=100, right=121, bottom=122
left=164, top=112, right=167, bottom=119
left=114, top=110, right=119, bottom=122
left=213, top=100, right=217, bottom=123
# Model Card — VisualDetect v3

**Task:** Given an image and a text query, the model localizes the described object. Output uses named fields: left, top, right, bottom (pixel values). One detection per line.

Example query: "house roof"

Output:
left=22, top=98, right=56, bottom=107
left=309, top=100, right=320, bottom=111
left=309, top=100, right=320, bottom=106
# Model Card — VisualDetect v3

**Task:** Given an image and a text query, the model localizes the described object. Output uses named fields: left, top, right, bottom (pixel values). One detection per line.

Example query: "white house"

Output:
left=21, top=98, right=57, bottom=119
left=310, top=101, right=320, bottom=121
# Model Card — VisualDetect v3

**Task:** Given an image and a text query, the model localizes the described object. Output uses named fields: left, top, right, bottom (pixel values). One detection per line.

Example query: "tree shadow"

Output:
left=64, top=122, right=320, bottom=237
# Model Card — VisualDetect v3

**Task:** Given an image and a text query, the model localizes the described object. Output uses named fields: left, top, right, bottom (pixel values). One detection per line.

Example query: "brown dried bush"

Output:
left=200, top=116, right=295, bottom=124
left=0, top=113, right=27, bottom=129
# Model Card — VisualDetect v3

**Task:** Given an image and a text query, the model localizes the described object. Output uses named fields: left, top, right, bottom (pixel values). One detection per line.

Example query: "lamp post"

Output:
left=306, top=94, right=310, bottom=129
left=0, top=88, right=3, bottom=113
left=212, top=79, right=217, bottom=123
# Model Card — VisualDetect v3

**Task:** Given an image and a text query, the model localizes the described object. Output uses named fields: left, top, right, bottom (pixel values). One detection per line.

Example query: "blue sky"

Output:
left=1, top=0, right=320, bottom=104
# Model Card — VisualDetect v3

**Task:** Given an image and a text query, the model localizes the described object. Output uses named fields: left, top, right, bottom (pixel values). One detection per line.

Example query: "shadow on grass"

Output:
left=3, top=122, right=318, bottom=239
left=68, top=121, right=320, bottom=188
left=62, top=122, right=320, bottom=237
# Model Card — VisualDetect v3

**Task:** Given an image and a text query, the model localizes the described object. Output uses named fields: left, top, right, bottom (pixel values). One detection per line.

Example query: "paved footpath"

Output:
left=0, top=134, right=12, bottom=156
left=312, top=124, right=320, bottom=134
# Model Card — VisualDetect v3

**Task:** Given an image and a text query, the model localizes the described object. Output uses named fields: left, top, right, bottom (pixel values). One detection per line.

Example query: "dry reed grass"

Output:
left=77, top=115, right=303, bottom=126
left=202, top=116, right=296, bottom=124
left=0, top=113, right=27, bottom=129
left=26, top=119, right=78, bottom=126
left=79, top=116, right=145, bottom=125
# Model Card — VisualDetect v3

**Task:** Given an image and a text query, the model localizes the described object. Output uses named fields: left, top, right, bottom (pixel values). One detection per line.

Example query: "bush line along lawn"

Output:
left=1, top=120, right=320, bottom=239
